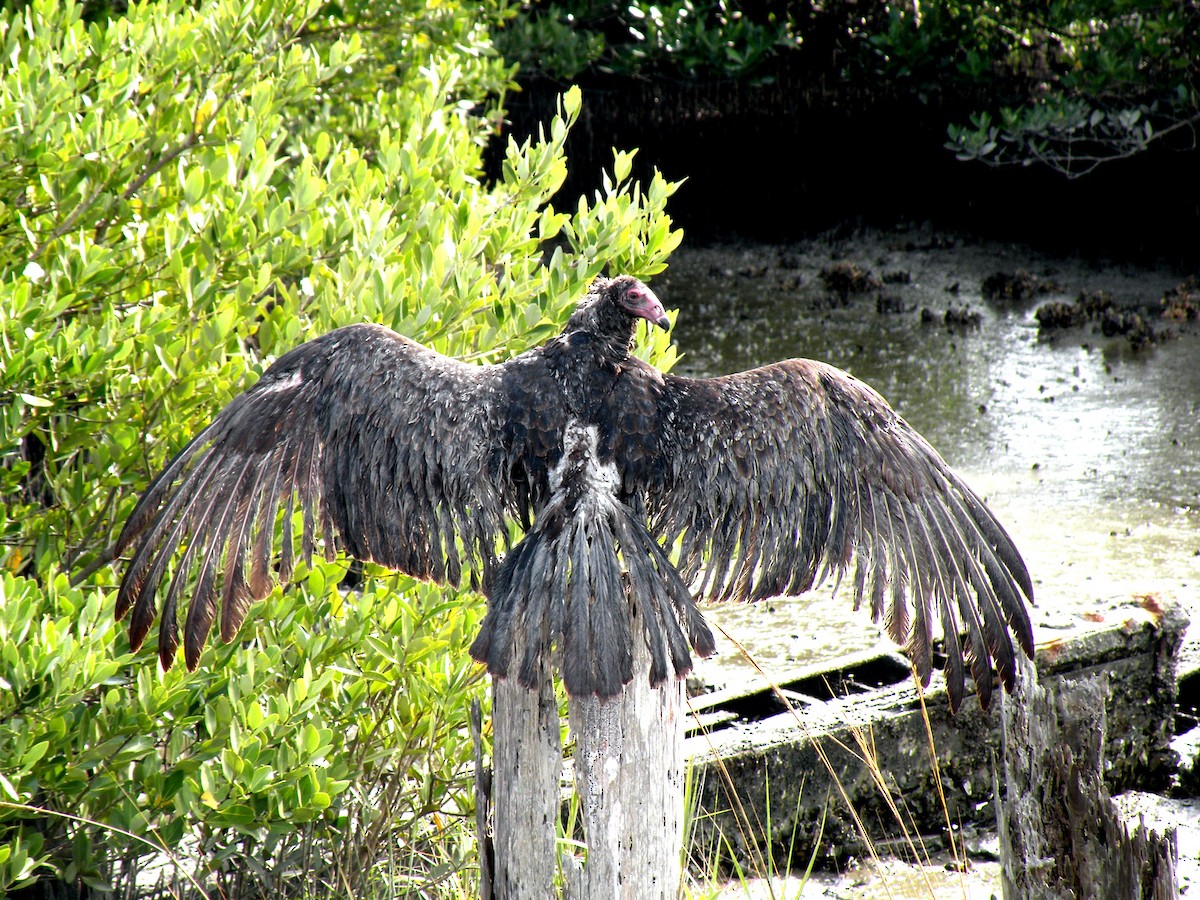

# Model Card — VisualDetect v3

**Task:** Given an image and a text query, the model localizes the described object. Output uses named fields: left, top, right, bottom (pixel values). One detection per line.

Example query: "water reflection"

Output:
left=657, top=229, right=1200, bottom=687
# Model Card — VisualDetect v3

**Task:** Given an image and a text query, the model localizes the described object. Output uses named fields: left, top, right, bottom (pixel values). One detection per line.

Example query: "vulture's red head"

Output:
left=607, top=275, right=670, bottom=331
left=567, top=276, right=671, bottom=351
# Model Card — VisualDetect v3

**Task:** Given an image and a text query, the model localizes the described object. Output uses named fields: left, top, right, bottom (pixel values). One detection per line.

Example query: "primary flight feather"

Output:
left=114, top=275, right=1034, bottom=710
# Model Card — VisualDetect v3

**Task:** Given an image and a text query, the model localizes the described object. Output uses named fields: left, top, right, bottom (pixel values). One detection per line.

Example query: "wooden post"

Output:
left=479, top=604, right=687, bottom=899
left=489, top=658, right=562, bottom=899
left=997, top=657, right=1179, bottom=899
left=565, top=624, right=686, bottom=899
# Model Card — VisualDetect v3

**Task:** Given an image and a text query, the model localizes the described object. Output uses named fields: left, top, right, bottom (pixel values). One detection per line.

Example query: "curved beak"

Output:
left=629, top=285, right=671, bottom=331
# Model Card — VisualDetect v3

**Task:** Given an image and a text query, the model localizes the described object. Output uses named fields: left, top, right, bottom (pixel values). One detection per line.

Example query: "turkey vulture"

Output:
left=114, top=275, right=1034, bottom=710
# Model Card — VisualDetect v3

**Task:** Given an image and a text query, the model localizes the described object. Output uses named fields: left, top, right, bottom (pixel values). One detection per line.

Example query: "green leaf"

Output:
left=183, top=167, right=206, bottom=206
left=20, top=741, right=49, bottom=768
left=301, top=723, right=320, bottom=756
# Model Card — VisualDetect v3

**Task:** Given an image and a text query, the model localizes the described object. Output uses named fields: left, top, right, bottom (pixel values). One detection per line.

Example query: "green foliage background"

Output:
left=0, top=0, right=682, bottom=894
left=496, top=0, right=1200, bottom=176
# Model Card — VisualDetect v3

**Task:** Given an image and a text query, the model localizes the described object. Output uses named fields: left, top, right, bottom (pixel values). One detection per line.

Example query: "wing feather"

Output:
left=248, top=444, right=289, bottom=598
left=219, top=458, right=273, bottom=642
left=183, top=461, right=251, bottom=670
left=130, top=458, right=229, bottom=653
left=650, top=358, right=1034, bottom=710
left=115, top=323, right=518, bottom=670
left=894, top=496, right=931, bottom=685
left=911, top=505, right=965, bottom=702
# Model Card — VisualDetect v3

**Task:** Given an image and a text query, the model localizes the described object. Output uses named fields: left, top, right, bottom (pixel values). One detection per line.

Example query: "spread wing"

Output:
left=649, top=359, right=1035, bottom=710
left=114, top=323, right=559, bottom=670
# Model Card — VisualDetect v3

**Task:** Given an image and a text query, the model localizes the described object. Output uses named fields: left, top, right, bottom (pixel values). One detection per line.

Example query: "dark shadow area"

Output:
left=784, top=653, right=914, bottom=702
left=1176, top=667, right=1200, bottom=736
left=697, top=652, right=914, bottom=727
left=488, top=70, right=1200, bottom=265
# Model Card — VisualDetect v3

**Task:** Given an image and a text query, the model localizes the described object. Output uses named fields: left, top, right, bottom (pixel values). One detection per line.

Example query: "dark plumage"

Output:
left=114, top=275, right=1034, bottom=710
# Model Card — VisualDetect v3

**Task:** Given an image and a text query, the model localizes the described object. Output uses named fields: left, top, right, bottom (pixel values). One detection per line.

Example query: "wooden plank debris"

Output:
left=684, top=603, right=1186, bottom=873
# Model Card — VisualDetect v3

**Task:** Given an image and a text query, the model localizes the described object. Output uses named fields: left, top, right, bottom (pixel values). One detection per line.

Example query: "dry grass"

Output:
left=681, top=624, right=977, bottom=900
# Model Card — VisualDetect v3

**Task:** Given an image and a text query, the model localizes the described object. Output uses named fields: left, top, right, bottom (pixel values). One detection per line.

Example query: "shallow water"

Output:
left=655, top=226, right=1200, bottom=688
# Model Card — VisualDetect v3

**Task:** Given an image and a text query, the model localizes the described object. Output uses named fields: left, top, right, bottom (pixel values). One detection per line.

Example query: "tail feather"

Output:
left=622, top=538, right=671, bottom=686
left=470, top=497, right=716, bottom=698
left=616, top=511, right=709, bottom=677
left=515, top=535, right=554, bottom=688
left=469, top=534, right=525, bottom=678
left=515, top=525, right=557, bottom=684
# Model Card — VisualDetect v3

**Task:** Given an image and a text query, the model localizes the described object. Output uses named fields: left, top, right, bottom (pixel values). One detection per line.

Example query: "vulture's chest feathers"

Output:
left=544, top=331, right=624, bottom=420
left=531, top=330, right=668, bottom=503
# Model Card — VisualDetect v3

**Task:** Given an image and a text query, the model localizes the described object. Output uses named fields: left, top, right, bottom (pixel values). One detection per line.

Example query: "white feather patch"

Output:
left=550, top=420, right=621, bottom=516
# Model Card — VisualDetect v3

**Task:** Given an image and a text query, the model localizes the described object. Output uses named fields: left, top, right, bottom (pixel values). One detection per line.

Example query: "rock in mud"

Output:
left=1162, top=277, right=1199, bottom=322
left=820, top=260, right=881, bottom=300
left=982, top=269, right=1061, bottom=301
left=1034, top=288, right=1163, bottom=349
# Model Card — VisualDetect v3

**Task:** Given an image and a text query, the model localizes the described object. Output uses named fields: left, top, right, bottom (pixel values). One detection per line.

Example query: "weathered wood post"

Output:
left=997, top=652, right=1179, bottom=899
left=478, top=602, right=687, bottom=898
left=564, top=614, right=686, bottom=898
left=488, top=660, right=563, bottom=898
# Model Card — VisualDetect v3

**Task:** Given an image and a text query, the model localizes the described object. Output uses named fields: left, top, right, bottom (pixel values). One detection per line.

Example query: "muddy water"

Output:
left=654, top=226, right=1200, bottom=690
